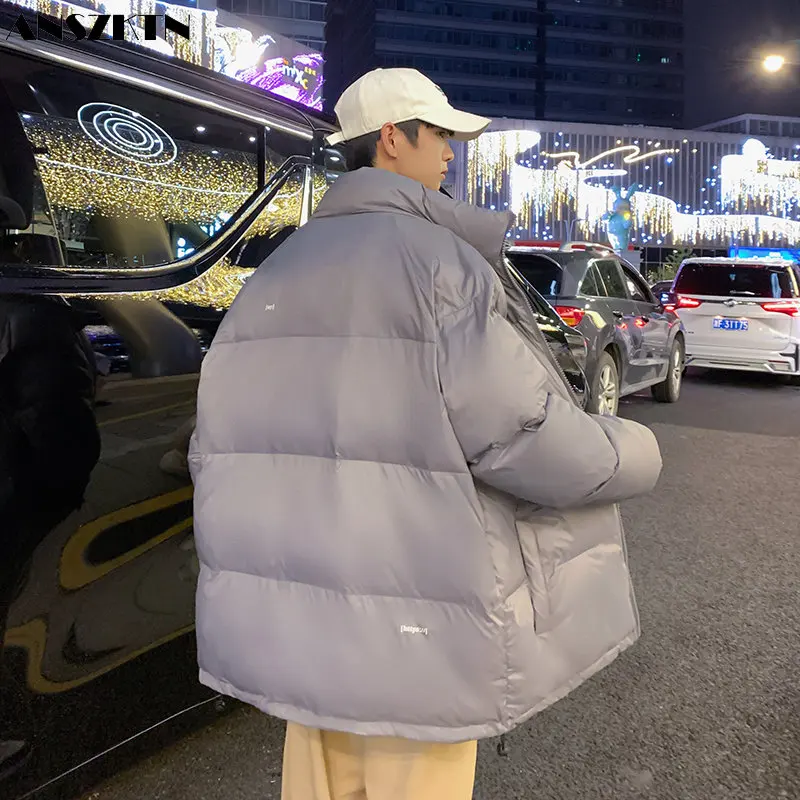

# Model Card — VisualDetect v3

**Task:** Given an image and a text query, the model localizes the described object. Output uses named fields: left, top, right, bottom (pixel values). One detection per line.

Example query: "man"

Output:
left=189, top=68, right=663, bottom=799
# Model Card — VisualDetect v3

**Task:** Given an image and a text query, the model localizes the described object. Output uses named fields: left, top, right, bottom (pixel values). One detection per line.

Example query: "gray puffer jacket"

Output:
left=188, top=167, right=662, bottom=743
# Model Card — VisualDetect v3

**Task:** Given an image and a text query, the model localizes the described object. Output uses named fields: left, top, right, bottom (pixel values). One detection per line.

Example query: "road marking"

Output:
left=98, top=400, right=195, bottom=428
left=59, top=486, right=194, bottom=590
left=4, top=617, right=195, bottom=694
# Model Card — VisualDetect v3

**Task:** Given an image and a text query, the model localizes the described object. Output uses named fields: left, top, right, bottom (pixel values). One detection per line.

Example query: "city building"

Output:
left=324, top=0, right=684, bottom=127
left=699, top=114, right=800, bottom=139
left=446, top=117, right=800, bottom=268
left=212, top=0, right=326, bottom=51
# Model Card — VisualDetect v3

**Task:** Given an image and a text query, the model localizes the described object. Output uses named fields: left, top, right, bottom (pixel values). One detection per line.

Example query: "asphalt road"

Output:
left=79, top=368, right=800, bottom=800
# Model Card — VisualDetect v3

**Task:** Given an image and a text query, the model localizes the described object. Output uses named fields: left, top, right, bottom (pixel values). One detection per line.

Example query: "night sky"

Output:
left=684, top=0, right=800, bottom=126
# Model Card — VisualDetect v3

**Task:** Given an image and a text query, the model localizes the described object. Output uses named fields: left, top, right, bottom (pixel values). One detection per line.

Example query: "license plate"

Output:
left=713, top=318, right=748, bottom=331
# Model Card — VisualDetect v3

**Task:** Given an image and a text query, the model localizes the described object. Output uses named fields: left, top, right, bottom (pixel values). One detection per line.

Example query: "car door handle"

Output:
left=640, top=315, right=650, bottom=323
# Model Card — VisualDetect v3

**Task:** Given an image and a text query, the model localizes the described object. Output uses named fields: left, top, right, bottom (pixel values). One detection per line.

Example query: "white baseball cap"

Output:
left=326, top=68, right=491, bottom=146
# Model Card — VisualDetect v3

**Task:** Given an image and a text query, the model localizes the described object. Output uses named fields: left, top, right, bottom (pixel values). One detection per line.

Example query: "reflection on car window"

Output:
left=595, top=259, right=627, bottom=299
left=0, top=50, right=308, bottom=270
left=230, top=171, right=305, bottom=268
left=623, top=271, right=649, bottom=302
left=505, top=253, right=563, bottom=296
left=83, top=321, right=212, bottom=377
left=579, top=265, right=605, bottom=297
left=311, top=147, right=346, bottom=213
left=128, top=168, right=307, bottom=311
left=520, top=281, right=557, bottom=323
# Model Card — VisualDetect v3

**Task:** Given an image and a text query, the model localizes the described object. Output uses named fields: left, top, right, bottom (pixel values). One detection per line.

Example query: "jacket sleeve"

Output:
left=436, top=280, right=662, bottom=509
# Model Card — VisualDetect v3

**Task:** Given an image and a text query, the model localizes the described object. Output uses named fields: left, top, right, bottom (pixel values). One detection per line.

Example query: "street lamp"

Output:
left=763, top=54, right=786, bottom=73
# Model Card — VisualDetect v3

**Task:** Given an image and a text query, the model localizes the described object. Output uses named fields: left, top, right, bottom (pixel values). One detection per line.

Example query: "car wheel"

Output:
left=588, top=351, right=619, bottom=416
left=652, top=337, right=684, bottom=403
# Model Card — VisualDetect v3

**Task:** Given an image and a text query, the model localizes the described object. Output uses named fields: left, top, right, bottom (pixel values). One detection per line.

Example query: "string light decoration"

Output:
left=468, top=130, right=542, bottom=211
left=138, top=256, right=252, bottom=310
left=720, top=138, right=800, bottom=218
left=77, top=103, right=178, bottom=165
left=467, top=130, right=800, bottom=247
left=53, top=168, right=314, bottom=309
left=24, top=115, right=258, bottom=224
left=540, top=143, right=679, bottom=170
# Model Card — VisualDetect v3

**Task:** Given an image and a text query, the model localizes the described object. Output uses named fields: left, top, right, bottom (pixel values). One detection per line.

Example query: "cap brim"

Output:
left=419, top=105, right=491, bottom=141
left=325, top=106, right=491, bottom=146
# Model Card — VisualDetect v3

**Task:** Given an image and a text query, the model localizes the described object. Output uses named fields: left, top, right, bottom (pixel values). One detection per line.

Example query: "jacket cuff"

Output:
left=585, top=415, right=663, bottom=505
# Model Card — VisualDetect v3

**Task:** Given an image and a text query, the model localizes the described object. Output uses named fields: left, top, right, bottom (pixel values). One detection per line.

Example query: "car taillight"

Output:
left=555, top=306, right=586, bottom=327
left=761, top=301, right=800, bottom=317
left=676, top=295, right=702, bottom=309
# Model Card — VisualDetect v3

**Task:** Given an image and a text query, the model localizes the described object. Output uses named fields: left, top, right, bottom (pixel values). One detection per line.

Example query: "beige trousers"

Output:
left=281, top=722, right=478, bottom=800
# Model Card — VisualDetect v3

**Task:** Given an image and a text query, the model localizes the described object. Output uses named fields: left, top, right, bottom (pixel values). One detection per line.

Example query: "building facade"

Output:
left=213, top=0, right=326, bottom=51
left=324, top=0, right=684, bottom=126
left=450, top=118, right=800, bottom=256
left=699, top=115, right=800, bottom=140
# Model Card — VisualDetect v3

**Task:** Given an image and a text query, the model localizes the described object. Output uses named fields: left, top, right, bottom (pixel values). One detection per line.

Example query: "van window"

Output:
left=230, top=170, right=306, bottom=269
left=674, top=261, right=794, bottom=299
left=147, top=168, right=307, bottom=310
left=0, top=51, right=308, bottom=271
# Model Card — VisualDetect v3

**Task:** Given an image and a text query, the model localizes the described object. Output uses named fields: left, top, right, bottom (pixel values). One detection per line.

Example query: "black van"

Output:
left=0, top=5, right=338, bottom=797
left=0, top=6, right=591, bottom=797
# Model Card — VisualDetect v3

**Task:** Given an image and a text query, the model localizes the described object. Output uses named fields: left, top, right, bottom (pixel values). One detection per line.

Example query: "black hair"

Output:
left=344, top=119, right=432, bottom=171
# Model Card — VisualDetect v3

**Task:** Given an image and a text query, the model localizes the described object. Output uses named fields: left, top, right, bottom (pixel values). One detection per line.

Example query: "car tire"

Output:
left=588, top=351, right=620, bottom=416
left=652, top=337, right=684, bottom=403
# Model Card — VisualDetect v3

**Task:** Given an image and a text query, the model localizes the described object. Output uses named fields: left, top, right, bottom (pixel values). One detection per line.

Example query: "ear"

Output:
left=377, top=123, right=402, bottom=160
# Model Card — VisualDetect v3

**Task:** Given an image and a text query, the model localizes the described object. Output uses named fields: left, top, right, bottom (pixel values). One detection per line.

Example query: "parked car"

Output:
left=506, top=242, right=685, bottom=416
left=650, top=279, right=674, bottom=304
left=668, top=257, right=800, bottom=382
left=435, top=192, right=589, bottom=408
left=508, top=262, right=590, bottom=408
